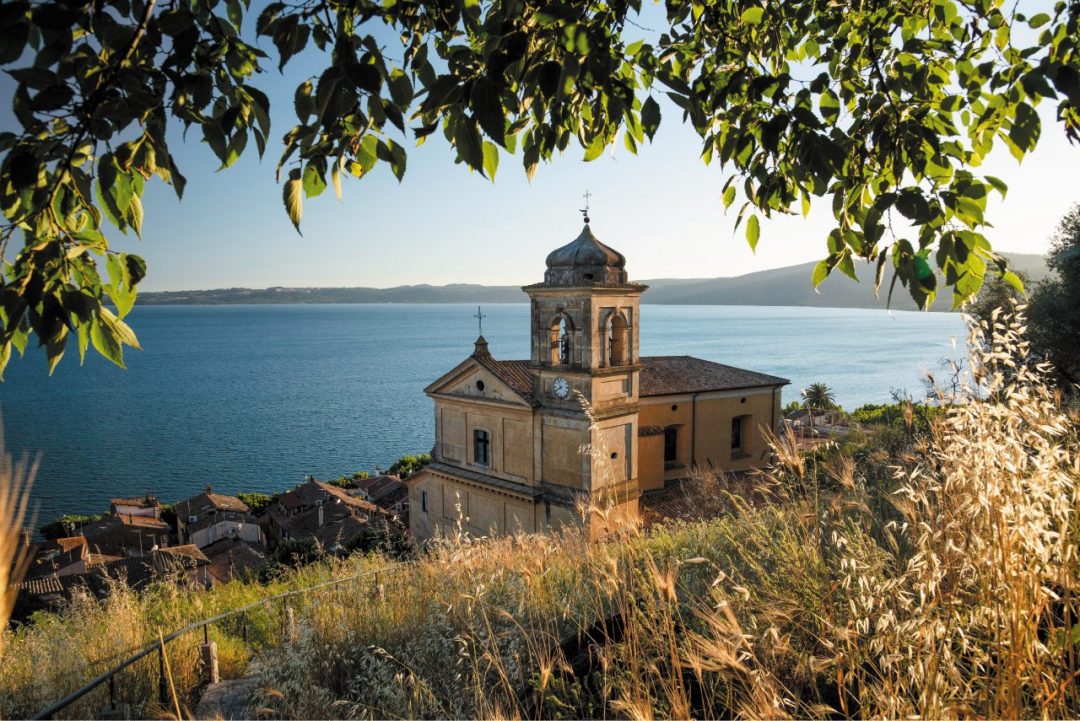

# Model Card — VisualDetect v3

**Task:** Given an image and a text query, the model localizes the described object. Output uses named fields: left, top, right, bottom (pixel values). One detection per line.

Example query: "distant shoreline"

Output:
left=138, top=251, right=1048, bottom=313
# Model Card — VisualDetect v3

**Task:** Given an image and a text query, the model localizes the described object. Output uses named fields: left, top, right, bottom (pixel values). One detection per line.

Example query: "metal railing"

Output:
left=33, top=561, right=412, bottom=719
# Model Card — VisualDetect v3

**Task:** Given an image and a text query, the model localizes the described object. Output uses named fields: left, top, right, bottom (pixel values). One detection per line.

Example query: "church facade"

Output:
left=407, top=225, right=789, bottom=541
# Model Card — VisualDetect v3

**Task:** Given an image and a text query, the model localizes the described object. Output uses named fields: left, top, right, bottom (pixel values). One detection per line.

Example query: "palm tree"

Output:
left=801, top=383, right=837, bottom=411
left=801, top=383, right=837, bottom=433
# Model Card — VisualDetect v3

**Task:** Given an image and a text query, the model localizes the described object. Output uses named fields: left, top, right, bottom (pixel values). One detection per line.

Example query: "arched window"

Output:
left=607, top=313, right=629, bottom=366
left=549, top=315, right=573, bottom=365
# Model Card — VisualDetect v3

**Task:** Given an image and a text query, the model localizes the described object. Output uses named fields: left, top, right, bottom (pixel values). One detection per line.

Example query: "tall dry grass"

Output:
left=0, top=423, right=36, bottom=659
left=0, top=552, right=398, bottom=719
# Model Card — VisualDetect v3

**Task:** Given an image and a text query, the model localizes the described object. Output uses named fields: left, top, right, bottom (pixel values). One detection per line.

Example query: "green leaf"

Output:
left=819, top=90, right=839, bottom=123
left=745, top=214, right=760, bottom=252
left=107, top=253, right=135, bottom=317
left=1002, top=270, right=1025, bottom=295
left=811, top=259, right=830, bottom=288
left=583, top=134, right=606, bottom=161
left=455, top=118, right=484, bottom=171
left=283, top=168, right=303, bottom=233
left=389, top=69, right=413, bottom=108
left=294, top=81, right=315, bottom=121
left=985, top=175, right=1007, bottom=199
left=90, top=315, right=124, bottom=368
left=740, top=7, right=764, bottom=24
left=640, top=96, right=661, bottom=141
left=354, top=135, right=378, bottom=176
left=470, top=80, right=506, bottom=147
left=482, top=141, right=499, bottom=181
left=1008, top=102, right=1040, bottom=154
left=722, top=186, right=736, bottom=210
left=303, top=162, right=326, bottom=197
left=100, top=307, right=140, bottom=349
left=1028, top=12, right=1050, bottom=28
left=45, top=326, right=67, bottom=375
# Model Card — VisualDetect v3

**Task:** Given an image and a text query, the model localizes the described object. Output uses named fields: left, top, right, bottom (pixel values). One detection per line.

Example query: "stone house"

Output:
left=350, top=475, right=409, bottom=517
left=175, top=487, right=264, bottom=548
left=407, top=224, right=788, bottom=543
left=109, top=496, right=161, bottom=518
left=267, top=478, right=393, bottom=552
left=81, top=513, right=171, bottom=557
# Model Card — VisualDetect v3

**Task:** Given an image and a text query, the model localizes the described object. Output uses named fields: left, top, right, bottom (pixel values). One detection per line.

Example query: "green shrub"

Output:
left=387, top=453, right=431, bottom=478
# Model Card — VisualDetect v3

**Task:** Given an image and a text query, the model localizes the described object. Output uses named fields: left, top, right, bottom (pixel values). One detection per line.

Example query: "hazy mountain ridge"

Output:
left=140, top=253, right=1049, bottom=311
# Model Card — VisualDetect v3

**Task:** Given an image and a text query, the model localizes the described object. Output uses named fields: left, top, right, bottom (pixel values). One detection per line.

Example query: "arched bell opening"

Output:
left=606, top=312, right=630, bottom=367
left=548, top=314, right=575, bottom=366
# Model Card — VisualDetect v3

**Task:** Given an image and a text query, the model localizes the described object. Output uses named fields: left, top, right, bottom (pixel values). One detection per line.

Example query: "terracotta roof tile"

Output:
left=158, top=544, right=211, bottom=565
left=111, top=496, right=160, bottom=508
left=481, top=356, right=787, bottom=402
left=475, top=357, right=537, bottom=404
left=113, top=514, right=170, bottom=530
left=56, top=535, right=87, bottom=552
left=20, top=575, right=64, bottom=595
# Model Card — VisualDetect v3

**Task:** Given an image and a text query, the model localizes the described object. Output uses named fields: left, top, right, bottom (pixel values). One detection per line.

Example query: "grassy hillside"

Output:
left=2, top=313, right=1076, bottom=720
left=138, top=253, right=1049, bottom=311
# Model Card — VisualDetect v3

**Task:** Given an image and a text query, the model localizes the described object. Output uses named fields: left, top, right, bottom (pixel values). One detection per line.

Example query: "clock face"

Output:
left=552, top=377, right=571, bottom=399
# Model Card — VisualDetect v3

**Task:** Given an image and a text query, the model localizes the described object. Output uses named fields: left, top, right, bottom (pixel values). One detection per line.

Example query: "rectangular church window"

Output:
left=664, top=427, right=678, bottom=464
left=474, top=429, right=491, bottom=466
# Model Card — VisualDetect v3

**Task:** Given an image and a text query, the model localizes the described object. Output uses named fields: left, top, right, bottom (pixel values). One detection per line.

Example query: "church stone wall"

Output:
left=409, top=471, right=540, bottom=540
left=433, top=398, right=535, bottom=486
left=638, top=387, right=781, bottom=479
left=541, top=419, right=589, bottom=488
left=638, top=433, right=666, bottom=492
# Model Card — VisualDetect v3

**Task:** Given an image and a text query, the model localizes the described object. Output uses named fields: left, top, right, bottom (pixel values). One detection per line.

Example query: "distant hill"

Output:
left=642, top=252, right=1050, bottom=311
left=139, top=252, right=1049, bottom=311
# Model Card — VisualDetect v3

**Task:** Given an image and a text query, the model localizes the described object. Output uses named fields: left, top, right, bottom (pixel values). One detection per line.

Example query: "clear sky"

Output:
left=5, top=2, right=1077, bottom=291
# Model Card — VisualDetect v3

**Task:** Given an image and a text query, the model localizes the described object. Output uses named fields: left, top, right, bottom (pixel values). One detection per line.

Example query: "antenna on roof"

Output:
left=580, top=189, right=591, bottom=224
left=474, top=305, right=486, bottom=335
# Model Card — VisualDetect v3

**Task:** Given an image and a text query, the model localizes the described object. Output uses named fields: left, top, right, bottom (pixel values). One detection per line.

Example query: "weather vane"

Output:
left=474, top=305, right=486, bottom=335
left=580, top=189, right=591, bottom=224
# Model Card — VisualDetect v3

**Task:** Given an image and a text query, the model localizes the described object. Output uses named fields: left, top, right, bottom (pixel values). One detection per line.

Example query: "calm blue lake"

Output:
left=1, top=303, right=964, bottom=525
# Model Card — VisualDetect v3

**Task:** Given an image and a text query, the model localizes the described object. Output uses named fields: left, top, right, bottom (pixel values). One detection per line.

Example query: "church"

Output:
left=407, top=224, right=789, bottom=541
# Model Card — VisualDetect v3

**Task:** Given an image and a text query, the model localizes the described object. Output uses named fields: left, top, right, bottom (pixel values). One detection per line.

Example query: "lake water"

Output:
left=1, top=304, right=965, bottom=525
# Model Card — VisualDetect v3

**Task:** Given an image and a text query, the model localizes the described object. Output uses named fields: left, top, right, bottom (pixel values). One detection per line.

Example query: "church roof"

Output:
left=477, top=356, right=787, bottom=404
left=638, top=356, right=789, bottom=396
left=474, top=357, right=538, bottom=405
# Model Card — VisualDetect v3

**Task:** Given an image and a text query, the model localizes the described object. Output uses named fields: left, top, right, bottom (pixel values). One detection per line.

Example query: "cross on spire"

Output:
left=474, top=305, right=486, bottom=335
left=580, top=189, right=591, bottom=224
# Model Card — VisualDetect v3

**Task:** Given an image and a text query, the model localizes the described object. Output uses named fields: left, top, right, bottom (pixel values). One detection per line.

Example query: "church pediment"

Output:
left=424, top=356, right=536, bottom=407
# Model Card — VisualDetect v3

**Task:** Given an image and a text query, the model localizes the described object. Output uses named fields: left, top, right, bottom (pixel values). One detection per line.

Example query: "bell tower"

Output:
left=523, top=223, right=647, bottom=531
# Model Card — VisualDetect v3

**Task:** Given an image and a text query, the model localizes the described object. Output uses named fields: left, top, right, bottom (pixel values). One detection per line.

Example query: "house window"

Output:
left=732, top=416, right=751, bottom=454
left=663, top=427, right=678, bottom=464
left=474, top=429, right=491, bottom=466
left=421, top=490, right=428, bottom=513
